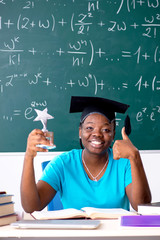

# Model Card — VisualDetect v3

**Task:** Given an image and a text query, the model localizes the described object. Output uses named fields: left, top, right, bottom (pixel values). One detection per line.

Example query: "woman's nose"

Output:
left=92, top=128, right=102, bottom=137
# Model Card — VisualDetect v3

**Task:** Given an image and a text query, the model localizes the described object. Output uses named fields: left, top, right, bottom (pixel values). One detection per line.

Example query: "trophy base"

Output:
left=36, top=144, right=56, bottom=150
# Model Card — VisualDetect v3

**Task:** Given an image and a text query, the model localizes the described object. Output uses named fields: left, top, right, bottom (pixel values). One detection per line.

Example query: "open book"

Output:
left=31, top=207, right=136, bottom=220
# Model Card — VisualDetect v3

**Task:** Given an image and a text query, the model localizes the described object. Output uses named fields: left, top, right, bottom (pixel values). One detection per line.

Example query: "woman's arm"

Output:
left=112, top=127, right=151, bottom=211
left=20, top=129, right=56, bottom=213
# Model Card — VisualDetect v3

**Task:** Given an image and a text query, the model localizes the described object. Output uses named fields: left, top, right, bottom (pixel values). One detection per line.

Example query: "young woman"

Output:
left=21, top=96, right=151, bottom=213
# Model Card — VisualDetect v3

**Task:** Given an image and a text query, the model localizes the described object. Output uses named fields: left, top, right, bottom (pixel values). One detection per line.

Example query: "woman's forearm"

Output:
left=127, top=150, right=151, bottom=211
left=20, top=153, right=42, bottom=213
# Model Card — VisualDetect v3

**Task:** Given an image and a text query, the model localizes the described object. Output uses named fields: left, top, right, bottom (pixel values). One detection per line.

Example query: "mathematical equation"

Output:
left=1, top=99, right=159, bottom=124
left=2, top=100, right=48, bottom=122
left=0, top=36, right=160, bottom=68
left=1, top=0, right=160, bottom=10
left=66, top=74, right=160, bottom=94
left=0, top=72, right=160, bottom=96
left=0, top=11, right=160, bottom=39
left=136, top=105, right=160, bottom=122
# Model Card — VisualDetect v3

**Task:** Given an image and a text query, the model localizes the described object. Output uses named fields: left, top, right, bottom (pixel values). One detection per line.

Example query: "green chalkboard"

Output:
left=0, top=0, right=159, bottom=152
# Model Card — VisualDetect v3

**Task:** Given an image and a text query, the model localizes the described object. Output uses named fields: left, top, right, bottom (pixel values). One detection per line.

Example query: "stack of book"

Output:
left=120, top=202, right=160, bottom=227
left=0, top=192, right=17, bottom=226
left=138, top=202, right=160, bottom=215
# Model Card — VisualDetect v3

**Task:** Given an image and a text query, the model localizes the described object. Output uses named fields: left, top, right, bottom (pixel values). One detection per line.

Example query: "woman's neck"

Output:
left=82, top=149, right=108, bottom=166
left=82, top=149, right=109, bottom=181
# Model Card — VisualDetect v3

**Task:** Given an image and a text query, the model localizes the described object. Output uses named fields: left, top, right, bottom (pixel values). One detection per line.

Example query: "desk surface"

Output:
left=0, top=220, right=160, bottom=239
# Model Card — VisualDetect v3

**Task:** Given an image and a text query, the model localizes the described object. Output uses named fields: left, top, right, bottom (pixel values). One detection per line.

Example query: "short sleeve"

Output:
left=40, top=156, right=64, bottom=192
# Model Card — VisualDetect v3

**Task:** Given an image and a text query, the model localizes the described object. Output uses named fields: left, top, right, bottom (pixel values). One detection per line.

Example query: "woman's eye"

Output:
left=102, top=128, right=110, bottom=133
left=86, top=126, right=93, bottom=131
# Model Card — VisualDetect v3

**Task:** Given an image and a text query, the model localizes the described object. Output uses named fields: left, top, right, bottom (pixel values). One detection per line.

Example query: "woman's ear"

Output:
left=79, top=126, right=84, bottom=149
left=79, top=127, right=82, bottom=139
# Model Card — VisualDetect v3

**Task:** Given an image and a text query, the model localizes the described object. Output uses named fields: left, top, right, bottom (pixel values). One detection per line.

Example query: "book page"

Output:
left=81, top=207, right=135, bottom=219
left=31, top=208, right=86, bottom=220
left=31, top=207, right=136, bottom=220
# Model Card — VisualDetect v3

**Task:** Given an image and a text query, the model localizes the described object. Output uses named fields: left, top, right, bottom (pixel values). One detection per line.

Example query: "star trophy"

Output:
left=33, top=108, right=56, bottom=150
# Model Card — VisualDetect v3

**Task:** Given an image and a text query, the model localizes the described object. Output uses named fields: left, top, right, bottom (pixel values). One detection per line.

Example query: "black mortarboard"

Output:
left=69, top=96, right=131, bottom=135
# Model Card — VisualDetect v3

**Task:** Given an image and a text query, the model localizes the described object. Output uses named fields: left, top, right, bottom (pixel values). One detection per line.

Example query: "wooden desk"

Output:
left=0, top=220, right=160, bottom=240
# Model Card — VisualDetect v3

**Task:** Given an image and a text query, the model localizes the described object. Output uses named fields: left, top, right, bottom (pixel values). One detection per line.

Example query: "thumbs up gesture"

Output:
left=113, top=127, right=138, bottom=161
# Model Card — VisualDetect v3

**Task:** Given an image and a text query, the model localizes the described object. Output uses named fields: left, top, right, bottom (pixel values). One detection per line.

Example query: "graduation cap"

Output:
left=69, top=96, right=131, bottom=136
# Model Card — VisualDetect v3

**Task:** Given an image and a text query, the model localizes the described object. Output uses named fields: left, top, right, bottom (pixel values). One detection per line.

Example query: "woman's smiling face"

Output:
left=79, top=113, right=115, bottom=155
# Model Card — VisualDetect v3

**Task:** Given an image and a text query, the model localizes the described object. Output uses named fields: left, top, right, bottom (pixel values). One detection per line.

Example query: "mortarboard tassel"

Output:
left=124, top=115, right=131, bottom=136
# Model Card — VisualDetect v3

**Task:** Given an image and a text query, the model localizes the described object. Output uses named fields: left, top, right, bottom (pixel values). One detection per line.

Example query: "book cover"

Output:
left=0, top=202, right=15, bottom=217
left=0, top=214, right=17, bottom=226
left=120, top=215, right=160, bottom=227
left=31, top=207, right=136, bottom=220
left=138, top=202, right=160, bottom=215
left=0, top=194, right=13, bottom=204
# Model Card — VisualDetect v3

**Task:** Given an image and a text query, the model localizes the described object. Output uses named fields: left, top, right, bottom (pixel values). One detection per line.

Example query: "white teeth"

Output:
left=91, top=141, right=102, bottom=145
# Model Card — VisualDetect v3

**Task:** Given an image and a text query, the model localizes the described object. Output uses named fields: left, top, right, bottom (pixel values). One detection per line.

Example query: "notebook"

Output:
left=11, top=219, right=101, bottom=229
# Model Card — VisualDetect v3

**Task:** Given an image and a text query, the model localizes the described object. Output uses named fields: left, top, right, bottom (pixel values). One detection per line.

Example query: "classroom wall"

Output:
left=0, top=151, right=160, bottom=216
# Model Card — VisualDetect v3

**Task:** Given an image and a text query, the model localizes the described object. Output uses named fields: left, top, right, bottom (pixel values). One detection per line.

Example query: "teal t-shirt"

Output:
left=40, top=148, right=132, bottom=210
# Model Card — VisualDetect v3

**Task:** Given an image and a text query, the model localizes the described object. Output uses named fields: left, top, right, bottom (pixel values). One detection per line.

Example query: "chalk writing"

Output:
left=135, top=76, right=160, bottom=91
left=136, top=106, right=160, bottom=122
left=116, top=0, right=160, bottom=15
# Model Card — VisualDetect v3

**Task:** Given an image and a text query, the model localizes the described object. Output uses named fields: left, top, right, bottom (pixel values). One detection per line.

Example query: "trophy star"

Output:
left=34, top=108, right=54, bottom=122
left=34, top=108, right=54, bottom=131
